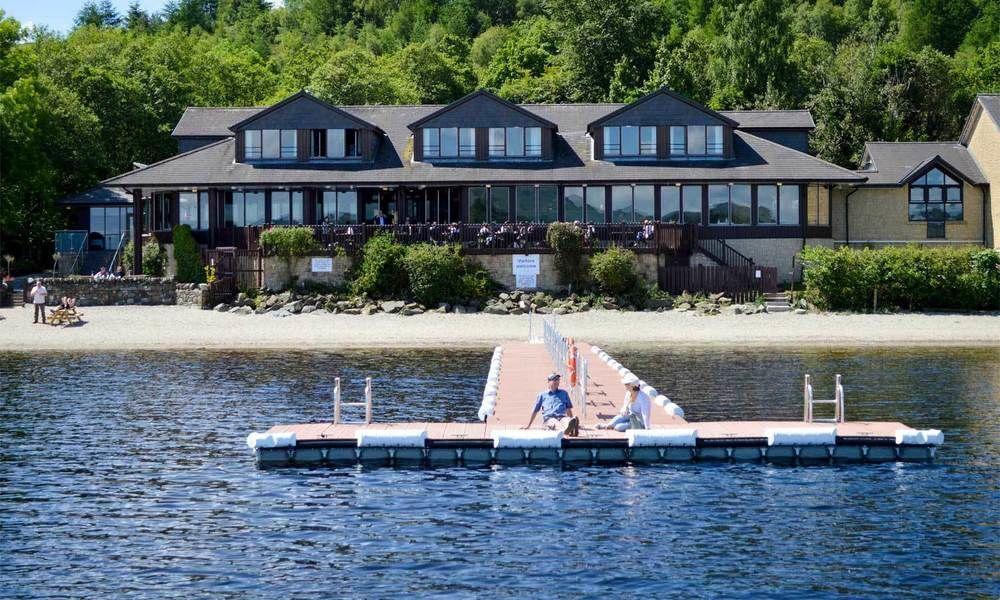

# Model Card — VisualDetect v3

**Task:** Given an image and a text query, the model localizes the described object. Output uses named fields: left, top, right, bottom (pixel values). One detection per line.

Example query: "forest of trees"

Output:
left=1, top=0, right=997, bottom=271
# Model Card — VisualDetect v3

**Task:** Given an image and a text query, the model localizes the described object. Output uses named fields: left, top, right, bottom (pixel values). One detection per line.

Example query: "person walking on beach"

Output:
left=522, top=373, right=579, bottom=436
left=30, top=279, right=48, bottom=324
left=596, top=374, right=651, bottom=431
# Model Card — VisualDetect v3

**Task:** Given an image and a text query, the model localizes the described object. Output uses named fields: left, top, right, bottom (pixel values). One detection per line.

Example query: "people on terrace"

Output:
left=522, top=373, right=579, bottom=436
left=596, top=374, right=651, bottom=431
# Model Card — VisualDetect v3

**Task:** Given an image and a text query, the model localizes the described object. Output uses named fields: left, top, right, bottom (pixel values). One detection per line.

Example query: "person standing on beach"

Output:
left=522, top=373, right=579, bottom=436
left=30, top=279, right=48, bottom=324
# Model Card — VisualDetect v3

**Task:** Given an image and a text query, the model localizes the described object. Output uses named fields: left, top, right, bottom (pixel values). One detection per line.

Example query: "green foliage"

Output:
left=350, top=233, right=409, bottom=298
left=460, top=264, right=499, bottom=302
left=800, top=245, right=1000, bottom=311
left=258, top=226, right=318, bottom=258
left=401, top=243, right=465, bottom=306
left=172, top=224, right=204, bottom=283
left=122, top=240, right=166, bottom=277
left=546, top=222, right=585, bottom=289
left=589, top=247, right=640, bottom=296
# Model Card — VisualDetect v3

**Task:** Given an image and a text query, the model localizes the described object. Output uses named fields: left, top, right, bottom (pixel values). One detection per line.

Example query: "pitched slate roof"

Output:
left=586, top=88, right=738, bottom=129
left=858, top=142, right=987, bottom=186
left=959, top=93, right=1000, bottom=145
left=107, top=101, right=862, bottom=188
left=57, top=186, right=133, bottom=205
left=721, top=110, right=815, bottom=129
left=407, top=89, right=558, bottom=130
left=171, top=107, right=264, bottom=137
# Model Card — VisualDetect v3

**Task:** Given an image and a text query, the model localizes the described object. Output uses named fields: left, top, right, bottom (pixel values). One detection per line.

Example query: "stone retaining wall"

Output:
left=175, top=283, right=211, bottom=308
left=33, top=276, right=176, bottom=306
left=262, top=256, right=354, bottom=290
left=467, top=252, right=659, bottom=292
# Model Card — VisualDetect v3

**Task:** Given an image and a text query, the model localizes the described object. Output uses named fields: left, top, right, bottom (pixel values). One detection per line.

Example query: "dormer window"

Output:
left=668, top=125, right=724, bottom=157
left=488, top=127, right=541, bottom=158
left=909, top=168, right=962, bottom=222
left=309, top=129, right=361, bottom=159
left=603, top=126, right=656, bottom=157
left=422, top=127, right=476, bottom=159
left=244, top=129, right=296, bottom=160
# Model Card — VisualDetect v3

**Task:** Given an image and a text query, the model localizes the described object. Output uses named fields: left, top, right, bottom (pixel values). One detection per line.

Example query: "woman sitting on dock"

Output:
left=596, top=375, right=651, bottom=431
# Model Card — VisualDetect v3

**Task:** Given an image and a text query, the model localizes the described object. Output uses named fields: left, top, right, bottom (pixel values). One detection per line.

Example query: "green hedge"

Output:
left=589, top=246, right=640, bottom=296
left=259, top=226, right=318, bottom=258
left=122, top=240, right=165, bottom=277
left=350, top=233, right=409, bottom=298
left=402, top=243, right=465, bottom=306
left=172, top=224, right=204, bottom=283
left=800, top=245, right=1000, bottom=311
left=546, top=222, right=585, bottom=289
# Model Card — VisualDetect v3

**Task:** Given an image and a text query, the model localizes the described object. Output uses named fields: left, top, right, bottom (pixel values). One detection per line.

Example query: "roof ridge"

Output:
left=866, top=140, right=962, bottom=145
left=737, top=130, right=864, bottom=179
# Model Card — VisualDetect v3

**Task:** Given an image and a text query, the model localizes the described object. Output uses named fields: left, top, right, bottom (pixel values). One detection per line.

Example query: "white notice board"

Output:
left=512, top=254, right=541, bottom=289
left=311, top=257, right=334, bottom=273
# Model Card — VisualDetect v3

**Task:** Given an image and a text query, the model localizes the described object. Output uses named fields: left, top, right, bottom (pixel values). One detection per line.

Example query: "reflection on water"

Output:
left=1, top=347, right=998, bottom=597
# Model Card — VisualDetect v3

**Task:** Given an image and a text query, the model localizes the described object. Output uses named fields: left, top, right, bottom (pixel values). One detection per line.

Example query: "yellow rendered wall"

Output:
left=965, top=110, right=1000, bottom=247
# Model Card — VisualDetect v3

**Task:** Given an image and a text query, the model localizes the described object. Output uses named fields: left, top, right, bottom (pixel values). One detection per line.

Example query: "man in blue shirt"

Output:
left=522, top=373, right=579, bottom=436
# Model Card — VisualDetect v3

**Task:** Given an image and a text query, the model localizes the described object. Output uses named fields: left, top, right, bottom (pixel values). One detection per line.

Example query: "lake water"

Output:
left=1, top=347, right=998, bottom=597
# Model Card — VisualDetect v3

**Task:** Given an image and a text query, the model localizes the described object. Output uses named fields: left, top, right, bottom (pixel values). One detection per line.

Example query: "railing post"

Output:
left=803, top=374, right=812, bottom=422
left=364, top=377, right=373, bottom=425
left=835, top=374, right=844, bottom=423
left=333, top=376, right=342, bottom=424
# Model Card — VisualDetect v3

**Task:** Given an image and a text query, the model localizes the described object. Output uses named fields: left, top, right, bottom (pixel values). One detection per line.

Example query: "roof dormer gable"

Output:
left=407, top=89, right=557, bottom=131
left=228, top=90, right=380, bottom=134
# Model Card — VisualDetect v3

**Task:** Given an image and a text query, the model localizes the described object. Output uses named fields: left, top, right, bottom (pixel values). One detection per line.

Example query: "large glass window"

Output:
left=757, top=185, right=778, bottom=224
left=89, top=206, right=131, bottom=250
left=422, top=128, right=440, bottom=158
left=280, top=130, right=297, bottom=159
left=506, top=127, right=524, bottom=157
left=709, top=185, right=751, bottom=225
left=682, top=185, right=702, bottom=225
left=490, top=187, right=511, bottom=222
left=345, top=129, right=360, bottom=157
left=909, top=168, right=962, bottom=222
left=232, top=191, right=265, bottom=227
left=585, top=186, right=605, bottom=223
left=327, top=129, right=345, bottom=158
left=640, top=127, right=656, bottom=156
left=459, top=128, right=476, bottom=157
left=270, top=191, right=303, bottom=225
left=179, top=192, right=199, bottom=229
left=669, top=127, right=685, bottom=155
left=706, top=126, right=724, bottom=155
left=468, top=186, right=488, bottom=222
left=525, top=127, right=541, bottom=157
left=320, top=189, right=358, bottom=224
left=686, top=126, right=706, bottom=155
left=489, top=128, right=505, bottom=157
left=621, top=126, right=639, bottom=156
left=603, top=127, right=621, bottom=156
left=538, top=185, right=558, bottom=222
left=441, top=128, right=458, bottom=157
left=199, top=191, right=209, bottom=230
left=661, top=186, right=681, bottom=223
left=634, top=186, right=654, bottom=221
left=244, top=130, right=262, bottom=159
left=709, top=185, right=730, bottom=225
left=262, top=129, right=280, bottom=159
left=806, top=185, right=830, bottom=226
left=516, top=186, right=536, bottom=222
left=779, top=185, right=800, bottom=225
left=611, top=186, right=633, bottom=223
left=311, top=129, right=327, bottom=157
left=731, top=185, right=751, bottom=225
left=563, top=187, right=584, bottom=222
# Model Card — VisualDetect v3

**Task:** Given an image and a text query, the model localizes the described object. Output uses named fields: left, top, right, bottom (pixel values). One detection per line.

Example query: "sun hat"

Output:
left=547, top=372, right=561, bottom=381
left=621, top=374, right=640, bottom=386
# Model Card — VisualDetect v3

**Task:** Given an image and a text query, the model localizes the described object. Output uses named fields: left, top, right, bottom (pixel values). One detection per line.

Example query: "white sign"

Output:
left=311, top=257, right=334, bottom=273
left=755, top=269, right=762, bottom=279
left=512, top=254, right=540, bottom=276
left=515, top=273, right=538, bottom=289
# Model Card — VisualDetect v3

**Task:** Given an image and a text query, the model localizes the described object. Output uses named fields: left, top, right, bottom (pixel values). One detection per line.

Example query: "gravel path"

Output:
left=2, top=306, right=998, bottom=351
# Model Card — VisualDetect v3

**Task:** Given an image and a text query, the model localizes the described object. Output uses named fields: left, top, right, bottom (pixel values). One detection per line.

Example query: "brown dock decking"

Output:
left=257, top=336, right=936, bottom=466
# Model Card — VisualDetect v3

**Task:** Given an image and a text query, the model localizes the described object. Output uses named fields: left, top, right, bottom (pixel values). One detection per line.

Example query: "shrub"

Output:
left=402, top=243, right=466, bottom=306
left=172, top=225, right=204, bottom=283
left=800, top=245, right=1000, bottom=311
left=589, top=246, right=640, bottom=296
left=460, top=264, right=499, bottom=303
left=122, top=240, right=165, bottom=277
left=259, top=226, right=318, bottom=258
left=546, top=222, right=585, bottom=290
left=350, top=233, right=408, bottom=298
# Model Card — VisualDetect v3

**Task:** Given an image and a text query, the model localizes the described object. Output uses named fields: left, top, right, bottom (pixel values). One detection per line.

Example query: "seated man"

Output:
left=522, top=373, right=579, bottom=436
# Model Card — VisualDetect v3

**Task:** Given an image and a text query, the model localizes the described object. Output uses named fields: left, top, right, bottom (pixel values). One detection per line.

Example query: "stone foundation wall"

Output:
left=35, top=276, right=176, bottom=306
left=722, top=238, right=836, bottom=284
left=175, top=283, right=211, bottom=308
left=262, top=256, right=354, bottom=290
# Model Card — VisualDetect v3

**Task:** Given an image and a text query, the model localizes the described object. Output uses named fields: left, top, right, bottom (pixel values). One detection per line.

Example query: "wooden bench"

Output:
left=48, top=307, right=84, bottom=326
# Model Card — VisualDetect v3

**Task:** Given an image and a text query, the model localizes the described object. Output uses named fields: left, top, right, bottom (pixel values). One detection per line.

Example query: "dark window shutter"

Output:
left=592, top=128, right=603, bottom=160
left=235, top=132, right=245, bottom=163
left=541, top=128, right=553, bottom=160
left=657, top=125, right=668, bottom=158
left=297, top=129, right=309, bottom=162
left=475, top=127, right=488, bottom=160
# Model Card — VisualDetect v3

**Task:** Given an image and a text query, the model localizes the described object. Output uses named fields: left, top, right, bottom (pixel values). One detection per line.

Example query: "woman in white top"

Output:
left=597, top=374, right=651, bottom=431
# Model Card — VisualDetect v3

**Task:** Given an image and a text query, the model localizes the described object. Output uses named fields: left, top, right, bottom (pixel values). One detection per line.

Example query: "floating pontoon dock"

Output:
left=247, top=321, right=943, bottom=467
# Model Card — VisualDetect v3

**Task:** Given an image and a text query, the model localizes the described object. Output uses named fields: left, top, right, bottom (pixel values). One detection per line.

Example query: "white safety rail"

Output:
left=803, top=374, right=845, bottom=423
left=541, top=317, right=588, bottom=417
left=591, top=345, right=685, bottom=420
left=334, top=376, right=374, bottom=424
left=478, top=346, right=504, bottom=421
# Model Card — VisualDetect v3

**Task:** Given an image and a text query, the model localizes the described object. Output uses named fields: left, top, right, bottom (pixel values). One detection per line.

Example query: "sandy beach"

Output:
left=1, top=305, right=997, bottom=351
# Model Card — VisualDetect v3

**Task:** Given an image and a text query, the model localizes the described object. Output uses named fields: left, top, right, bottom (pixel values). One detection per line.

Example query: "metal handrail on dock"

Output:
left=541, top=317, right=588, bottom=417
left=334, top=376, right=373, bottom=424
left=804, top=374, right=845, bottom=423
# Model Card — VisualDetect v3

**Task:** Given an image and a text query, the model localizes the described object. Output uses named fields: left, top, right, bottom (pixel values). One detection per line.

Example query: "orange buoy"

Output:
left=566, top=341, right=578, bottom=387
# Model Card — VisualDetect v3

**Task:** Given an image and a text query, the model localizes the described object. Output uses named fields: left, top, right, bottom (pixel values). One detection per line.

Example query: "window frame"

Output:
left=908, top=168, right=962, bottom=223
left=244, top=130, right=262, bottom=160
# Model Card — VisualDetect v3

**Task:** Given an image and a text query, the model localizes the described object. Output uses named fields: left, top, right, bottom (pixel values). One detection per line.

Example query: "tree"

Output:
left=900, top=0, right=977, bottom=55
left=163, top=0, right=218, bottom=31
left=391, top=37, right=476, bottom=103
left=75, top=1, right=122, bottom=29
left=309, top=47, right=420, bottom=104
left=125, top=2, right=154, bottom=31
